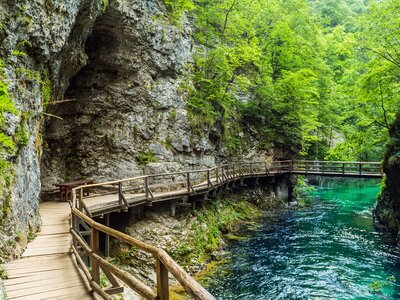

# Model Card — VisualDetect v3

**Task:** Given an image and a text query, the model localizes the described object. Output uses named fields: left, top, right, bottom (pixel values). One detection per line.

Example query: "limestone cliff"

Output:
left=374, top=114, right=400, bottom=233
left=0, top=0, right=278, bottom=259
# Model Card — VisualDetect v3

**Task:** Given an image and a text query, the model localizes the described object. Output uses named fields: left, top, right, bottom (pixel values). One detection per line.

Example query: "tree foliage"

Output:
left=174, top=0, right=400, bottom=160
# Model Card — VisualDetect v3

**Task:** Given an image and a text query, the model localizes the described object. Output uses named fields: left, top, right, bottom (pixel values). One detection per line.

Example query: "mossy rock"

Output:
left=224, top=233, right=247, bottom=241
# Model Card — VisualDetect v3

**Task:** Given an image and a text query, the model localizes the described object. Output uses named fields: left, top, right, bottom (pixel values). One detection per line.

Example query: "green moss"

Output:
left=0, top=59, right=18, bottom=184
left=0, top=266, right=8, bottom=280
left=41, top=68, right=52, bottom=107
left=172, top=198, right=262, bottom=267
left=12, top=40, right=32, bottom=58
left=14, top=119, right=29, bottom=147
left=224, top=233, right=246, bottom=241
left=27, top=230, right=36, bottom=242
left=101, top=0, right=108, bottom=13
left=168, top=109, right=177, bottom=123
left=115, top=246, right=138, bottom=266
left=136, top=150, right=158, bottom=165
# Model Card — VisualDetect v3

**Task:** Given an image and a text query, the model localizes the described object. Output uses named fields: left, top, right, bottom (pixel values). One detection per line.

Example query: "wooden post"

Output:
left=91, top=227, right=100, bottom=284
left=250, top=163, right=253, bottom=175
left=170, top=200, right=177, bottom=217
left=118, top=182, right=123, bottom=208
left=321, top=161, right=324, bottom=174
left=342, top=163, right=345, bottom=174
left=186, top=172, right=190, bottom=192
left=79, top=188, right=83, bottom=211
left=156, top=258, right=169, bottom=300
left=207, top=170, right=211, bottom=187
left=359, top=163, right=362, bottom=175
left=145, top=177, right=149, bottom=200
left=216, top=168, right=219, bottom=184
left=305, top=161, right=308, bottom=174
left=104, top=214, right=110, bottom=258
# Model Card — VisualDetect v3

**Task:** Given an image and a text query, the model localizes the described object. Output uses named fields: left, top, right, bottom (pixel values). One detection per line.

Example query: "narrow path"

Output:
left=3, top=202, right=94, bottom=300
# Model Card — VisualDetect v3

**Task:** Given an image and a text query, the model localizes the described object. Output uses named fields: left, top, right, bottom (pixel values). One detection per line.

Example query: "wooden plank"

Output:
left=7, top=285, right=92, bottom=299
left=4, top=202, right=93, bottom=300
left=6, top=276, right=83, bottom=292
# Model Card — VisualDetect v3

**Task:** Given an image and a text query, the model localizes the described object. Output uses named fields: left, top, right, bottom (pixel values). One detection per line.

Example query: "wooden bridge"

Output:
left=3, top=160, right=382, bottom=300
left=75, top=160, right=382, bottom=218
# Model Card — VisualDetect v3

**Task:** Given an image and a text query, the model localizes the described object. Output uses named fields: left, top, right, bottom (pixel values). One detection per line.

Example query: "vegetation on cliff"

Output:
left=169, top=0, right=400, bottom=161
left=374, top=114, right=400, bottom=233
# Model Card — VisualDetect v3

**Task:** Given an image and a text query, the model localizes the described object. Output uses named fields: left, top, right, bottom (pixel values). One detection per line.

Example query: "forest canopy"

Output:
left=173, top=0, right=400, bottom=160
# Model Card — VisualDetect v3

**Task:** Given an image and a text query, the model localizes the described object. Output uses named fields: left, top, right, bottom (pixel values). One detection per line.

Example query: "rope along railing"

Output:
left=69, top=160, right=382, bottom=299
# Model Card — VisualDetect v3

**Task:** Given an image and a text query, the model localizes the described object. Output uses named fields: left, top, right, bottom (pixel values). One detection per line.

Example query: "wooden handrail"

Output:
left=71, top=208, right=215, bottom=300
left=71, top=161, right=295, bottom=192
left=293, top=160, right=381, bottom=165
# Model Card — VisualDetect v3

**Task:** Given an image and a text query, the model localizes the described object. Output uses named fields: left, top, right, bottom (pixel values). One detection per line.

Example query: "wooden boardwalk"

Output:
left=73, top=160, right=382, bottom=217
left=3, top=202, right=94, bottom=300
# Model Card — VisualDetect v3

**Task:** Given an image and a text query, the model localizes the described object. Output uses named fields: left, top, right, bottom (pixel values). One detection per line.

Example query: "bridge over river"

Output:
left=3, top=160, right=382, bottom=300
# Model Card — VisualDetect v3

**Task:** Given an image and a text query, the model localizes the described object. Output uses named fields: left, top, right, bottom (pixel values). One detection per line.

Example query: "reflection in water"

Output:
left=205, top=179, right=400, bottom=299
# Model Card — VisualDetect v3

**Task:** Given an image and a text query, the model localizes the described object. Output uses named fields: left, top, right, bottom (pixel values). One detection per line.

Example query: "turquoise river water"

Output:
left=205, top=178, right=400, bottom=299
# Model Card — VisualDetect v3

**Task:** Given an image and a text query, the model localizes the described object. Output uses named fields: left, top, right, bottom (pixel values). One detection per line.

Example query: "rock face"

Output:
left=0, top=0, right=275, bottom=259
left=41, top=0, right=203, bottom=187
left=0, top=0, right=103, bottom=259
left=374, top=115, right=400, bottom=233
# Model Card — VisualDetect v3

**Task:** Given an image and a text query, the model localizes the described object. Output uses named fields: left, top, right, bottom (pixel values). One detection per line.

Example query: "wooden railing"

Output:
left=70, top=208, right=215, bottom=300
left=71, top=161, right=293, bottom=217
left=69, top=159, right=382, bottom=299
left=291, top=160, right=382, bottom=176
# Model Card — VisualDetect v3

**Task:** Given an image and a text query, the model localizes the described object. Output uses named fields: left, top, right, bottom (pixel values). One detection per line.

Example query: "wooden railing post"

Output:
left=186, top=172, right=191, bottom=192
left=207, top=170, right=211, bottom=187
left=118, top=182, right=123, bottom=207
left=91, top=227, right=100, bottom=284
left=321, top=161, right=324, bottom=174
left=342, top=163, right=345, bottom=174
left=79, top=188, right=83, bottom=211
left=156, top=258, right=169, bottom=300
left=145, top=177, right=149, bottom=200
left=359, top=163, right=362, bottom=175
left=216, top=168, right=219, bottom=183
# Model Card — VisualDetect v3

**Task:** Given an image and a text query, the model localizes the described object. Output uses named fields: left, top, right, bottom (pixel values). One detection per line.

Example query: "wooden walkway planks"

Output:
left=3, top=202, right=94, bottom=300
